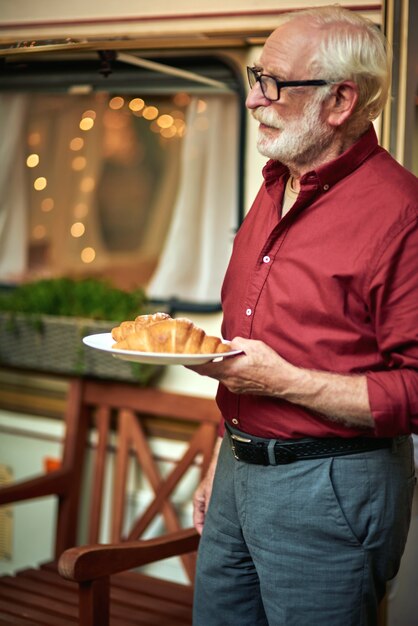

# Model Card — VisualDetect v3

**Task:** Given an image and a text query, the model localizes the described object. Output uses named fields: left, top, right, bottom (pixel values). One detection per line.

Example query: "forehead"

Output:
left=257, top=20, right=318, bottom=78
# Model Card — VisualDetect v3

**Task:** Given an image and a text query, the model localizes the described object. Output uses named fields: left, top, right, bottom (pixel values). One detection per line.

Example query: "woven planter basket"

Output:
left=0, top=313, right=161, bottom=384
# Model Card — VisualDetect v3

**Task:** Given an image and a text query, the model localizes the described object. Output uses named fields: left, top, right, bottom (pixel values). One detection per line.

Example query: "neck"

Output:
left=286, top=127, right=366, bottom=183
left=288, top=175, right=300, bottom=193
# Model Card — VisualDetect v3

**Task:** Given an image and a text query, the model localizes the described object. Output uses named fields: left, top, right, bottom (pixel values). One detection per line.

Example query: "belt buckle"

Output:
left=230, top=433, right=252, bottom=443
left=230, top=433, right=252, bottom=461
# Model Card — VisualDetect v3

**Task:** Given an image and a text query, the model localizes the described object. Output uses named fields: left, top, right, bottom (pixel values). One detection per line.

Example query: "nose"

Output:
left=245, top=81, right=271, bottom=110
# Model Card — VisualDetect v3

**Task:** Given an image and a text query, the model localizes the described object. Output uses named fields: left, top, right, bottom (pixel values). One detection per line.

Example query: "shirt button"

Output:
left=263, top=255, right=271, bottom=263
left=246, top=308, right=252, bottom=316
left=232, top=418, right=239, bottom=425
left=323, top=184, right=330, bottom=191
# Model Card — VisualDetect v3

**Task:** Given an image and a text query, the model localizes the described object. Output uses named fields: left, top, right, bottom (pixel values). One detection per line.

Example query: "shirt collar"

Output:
left=262, top=125, right=380, bottom=191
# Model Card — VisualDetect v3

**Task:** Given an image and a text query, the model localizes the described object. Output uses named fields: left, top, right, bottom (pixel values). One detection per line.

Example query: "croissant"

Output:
left=112, top=316, right=231, bottom=355
left=111, top=312, right=171, bottom=342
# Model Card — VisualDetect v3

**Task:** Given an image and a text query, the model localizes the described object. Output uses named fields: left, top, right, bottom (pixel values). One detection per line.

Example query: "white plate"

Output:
left=82, top=333, right=243, bottom=365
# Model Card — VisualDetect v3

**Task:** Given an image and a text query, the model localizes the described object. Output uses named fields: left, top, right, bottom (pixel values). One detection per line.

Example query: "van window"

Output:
left=0, top=54, right=244, bottom=309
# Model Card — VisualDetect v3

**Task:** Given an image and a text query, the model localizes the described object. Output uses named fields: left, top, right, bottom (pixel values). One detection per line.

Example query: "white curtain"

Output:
left=147, top=94, right=239, bottom=304
left=0, top=95, right=28, bottom=281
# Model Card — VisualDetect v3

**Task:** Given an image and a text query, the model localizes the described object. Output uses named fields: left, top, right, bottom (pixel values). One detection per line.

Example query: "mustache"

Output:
left=251, top=107, right=282, bottom=129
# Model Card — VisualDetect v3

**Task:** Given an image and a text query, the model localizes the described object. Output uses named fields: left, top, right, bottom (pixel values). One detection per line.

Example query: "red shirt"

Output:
left=217, top=126, right=418, bottom=439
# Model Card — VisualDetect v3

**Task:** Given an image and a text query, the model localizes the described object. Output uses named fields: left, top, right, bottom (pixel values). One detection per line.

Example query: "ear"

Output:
left=325, top=81, right=359, bottom=127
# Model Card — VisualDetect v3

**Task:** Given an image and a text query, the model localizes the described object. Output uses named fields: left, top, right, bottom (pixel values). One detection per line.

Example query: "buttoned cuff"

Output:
left=366, top=372, right=412, bottom=437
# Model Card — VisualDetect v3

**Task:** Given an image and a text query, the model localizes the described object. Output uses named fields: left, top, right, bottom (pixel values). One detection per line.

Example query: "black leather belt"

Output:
left=225, top=424, right=392, bottom=466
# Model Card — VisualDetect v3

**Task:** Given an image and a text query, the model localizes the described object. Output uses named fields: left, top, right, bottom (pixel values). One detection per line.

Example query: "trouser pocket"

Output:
left=328, top=456, right=371, bottom=546
left=328, top=441, right=415, bottom=581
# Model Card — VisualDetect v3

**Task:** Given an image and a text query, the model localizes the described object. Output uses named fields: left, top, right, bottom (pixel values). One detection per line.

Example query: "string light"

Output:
left=81, top=247, right=96, bottom=263
left=129, top=98, right=145, bottom=112
left=28, top=132, right=41, bottom=147
left=109, top=96, right=124, bottom=110
left=32, top=225, right=47, bottom=239
left=157, top=114, right=174, bottom=129
left=160, top=126, right=177, bottom=139
left=173, top=92, right=191, bottom=106
left=41, top=198, right=54, bottom=212
left=79, top=117, right=94, bottom=131
left=70, top=222, right=85, bottom=237
left=24, top=91, right=191, bottom=277
left=82, top=109, right=96, bottom=120
left=71, top=156, right=87, bottom=171
left=26, top=153, right=40, bottom=167
left=80, top=176, right=95, bottom=193
left=143, top=106, right=159, bottom=120
left=69, top=137, right=84, bottom=151
left=173, top=118, right=186, bottom=132
left=34, top=177, right=47, bottom=191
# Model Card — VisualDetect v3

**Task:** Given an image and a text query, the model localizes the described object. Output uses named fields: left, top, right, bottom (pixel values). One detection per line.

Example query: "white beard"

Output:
left=252, top=95, right=334, bottom=166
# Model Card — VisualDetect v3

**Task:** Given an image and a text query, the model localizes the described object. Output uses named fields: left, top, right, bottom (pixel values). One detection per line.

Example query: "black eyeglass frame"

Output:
left=247, top=66, right=331, bottom=101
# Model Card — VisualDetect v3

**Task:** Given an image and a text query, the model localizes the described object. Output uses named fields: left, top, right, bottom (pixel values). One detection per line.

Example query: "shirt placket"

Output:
left=241, top=229, right=289, bottom=337
left=241, top=181, right=320, bottom=338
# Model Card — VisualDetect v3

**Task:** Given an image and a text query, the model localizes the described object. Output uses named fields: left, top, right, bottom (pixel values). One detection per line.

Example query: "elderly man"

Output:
left=190, top=5, right=418, bottom=626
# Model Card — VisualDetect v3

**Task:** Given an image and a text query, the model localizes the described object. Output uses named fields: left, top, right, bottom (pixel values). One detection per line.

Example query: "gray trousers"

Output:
left=193, top=434, right=416, bottom=626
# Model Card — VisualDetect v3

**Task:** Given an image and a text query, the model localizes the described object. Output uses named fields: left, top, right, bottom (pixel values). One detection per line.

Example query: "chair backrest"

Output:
left=55, top=377, right=221, bottom=581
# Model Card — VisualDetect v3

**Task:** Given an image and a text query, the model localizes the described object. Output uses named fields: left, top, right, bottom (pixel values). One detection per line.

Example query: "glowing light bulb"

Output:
left=32, top=224, right=47, bottom=239
left=26, top=153, right=39, bottom=168
left=143, top=106, right=159, bottom=120
left=129, top=98, right=145, bottom=112
left=160, top=126, right=177, bottom=138
left=70, top=137, right=84, bottom=151
left=71, top=156, right=87, bottom=171
left=34, top=177, right=47, bottom=191
left=81, top=247, right=96, bottom=263
left=70, top=222, right=85, bottom=237
left=28, top=132, right=41, bottom=146
left=157, top=114, right=174, bottom=129
left=82, top=109, right=96, bottom=120
left=79, top=117, right=94, bottom=131
left=109, top=97, right=124, bottom=110
left=80, top=176, right=95, bottom=193
left=41, top=198, right=54, bottom=212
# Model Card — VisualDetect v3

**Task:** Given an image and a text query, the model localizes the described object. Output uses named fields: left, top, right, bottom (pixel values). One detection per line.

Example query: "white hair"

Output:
left=279, top=5, right=392, bottom=126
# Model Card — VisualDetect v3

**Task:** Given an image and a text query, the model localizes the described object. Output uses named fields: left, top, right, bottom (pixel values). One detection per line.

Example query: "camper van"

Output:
left=0, top=1, right=416, bottom=624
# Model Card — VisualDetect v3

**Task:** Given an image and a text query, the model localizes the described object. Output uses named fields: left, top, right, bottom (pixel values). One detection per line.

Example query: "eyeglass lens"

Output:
left=247, top=68, right=280, bottom=101
left=260, top=76, right=279, bottom=100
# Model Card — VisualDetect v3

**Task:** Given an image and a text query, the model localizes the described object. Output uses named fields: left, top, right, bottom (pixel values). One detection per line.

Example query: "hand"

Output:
left=193, top=438, right=222, bottom=534
left=188, top=337, right=299, bottom=397
left=193, top=475, right=212, bottom=535
left=190, top=337, right=373, bottom=428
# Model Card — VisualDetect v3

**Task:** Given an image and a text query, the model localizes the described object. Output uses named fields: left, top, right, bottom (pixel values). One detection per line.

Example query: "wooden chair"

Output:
left=0, top=378, right=221, bottom=625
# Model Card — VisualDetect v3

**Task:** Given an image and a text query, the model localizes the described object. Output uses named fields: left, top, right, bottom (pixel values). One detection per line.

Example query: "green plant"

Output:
left=0, top=278, right=162, bottom=384
left=0, top=278, right=147, bottom=321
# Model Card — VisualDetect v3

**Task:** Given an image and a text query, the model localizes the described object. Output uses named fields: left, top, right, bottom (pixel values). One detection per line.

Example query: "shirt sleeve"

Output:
left=366, top=214, right=418, bottom=436
left=217, top=419, right=226, bottom=438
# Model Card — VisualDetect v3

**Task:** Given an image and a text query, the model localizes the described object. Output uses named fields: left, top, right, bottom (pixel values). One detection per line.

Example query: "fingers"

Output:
left=193, top=487, right=207, bottom=535
left=193, top=474, right=215, bottom=535
left=193, top=499, right=206, bottom=535
left=192, top=438, right=221, bottom=534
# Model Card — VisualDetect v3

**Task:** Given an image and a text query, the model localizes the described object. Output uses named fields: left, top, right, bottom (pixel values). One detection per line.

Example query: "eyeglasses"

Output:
left=247, top=66, right=331, bottom=102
